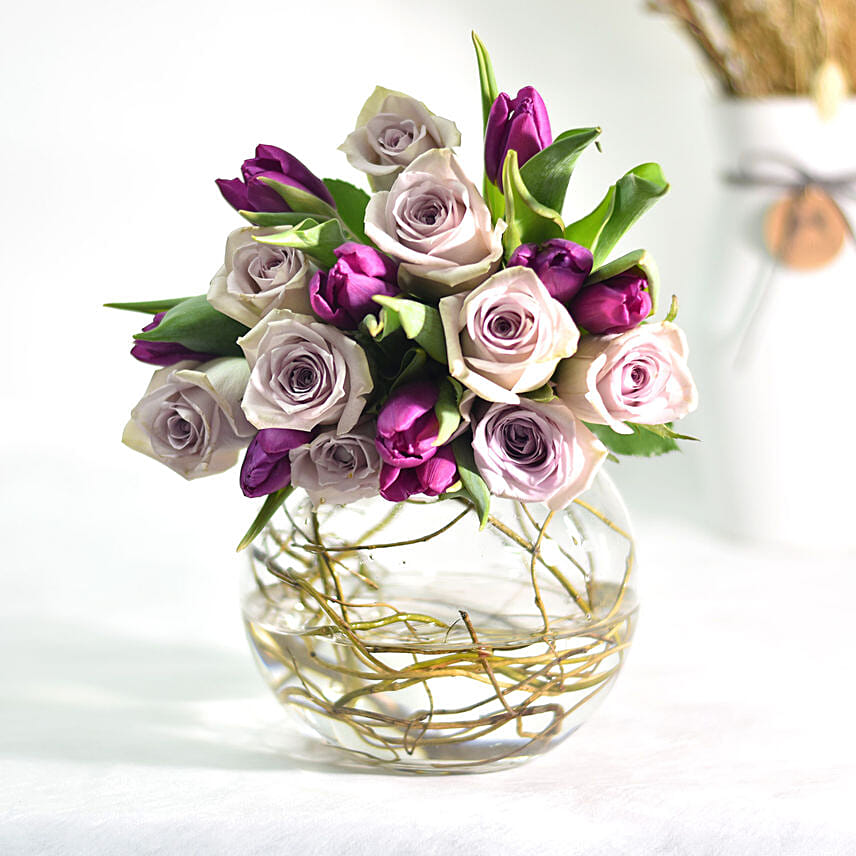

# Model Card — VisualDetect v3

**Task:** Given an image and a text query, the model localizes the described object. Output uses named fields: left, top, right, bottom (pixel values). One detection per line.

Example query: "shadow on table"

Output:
left=0, top=616, right=367, bottom=774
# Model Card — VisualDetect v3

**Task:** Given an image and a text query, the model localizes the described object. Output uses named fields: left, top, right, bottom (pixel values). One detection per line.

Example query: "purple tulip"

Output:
left=131, top=313, right=218, bottom=366
left=485, top=86, right=552, bottom=190
left=379, top=446, right=457, bottom=502
left=216, top=144, right=336, bottom=213
left=508, top=239, right=593, bottom=304
left=568, top=272, right=653, bottom=335
left=375, top=381, right=441, bottom=470
left=309, top=243, right=399, bottom=329
left=239, top=428, right=312, bottom=498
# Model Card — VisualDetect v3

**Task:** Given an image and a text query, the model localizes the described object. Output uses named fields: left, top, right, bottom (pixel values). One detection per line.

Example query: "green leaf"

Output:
left=434, top=378, right=464, bottom=446
left=565, top=163, right=669, bottom=267
left=452, top=435, right=491, bottom=529
left=472, top=31, right=499, bottom=132
left=638, top=422, right=698, bottom=442
left=372, top=295, right=447, bottom=363
left=482, top=177, right=505, bottom=224
left=236, top=486, right=293, bottom=552
left=521, top=382, right=557, bottom=403
left=388, top=347, right=428, bottom=393
left=323, top=178, right=371, bottom=243
left=133, top=295, right=249, bottom=356
left=586, top=422, right=679, bottom=457
left=664, top=294, right=679, bottom=323
left=502, top=150, right=564, bottom=257
left=258, top=177, right=339, bottom=221
left=104, top=296, right=195, bottom=314
left=587, top=249, right=660, bottom=316
left=237, top=210, right=321, bottom=227
left=519, top=127, right=601, bottom=213
left=361, top=305, right=402, bottom=342
left=256, top=218, right=346, bottom=269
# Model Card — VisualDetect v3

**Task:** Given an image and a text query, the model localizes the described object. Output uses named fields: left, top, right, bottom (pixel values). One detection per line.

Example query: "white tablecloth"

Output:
left=2, top=506, right=854, bottom=855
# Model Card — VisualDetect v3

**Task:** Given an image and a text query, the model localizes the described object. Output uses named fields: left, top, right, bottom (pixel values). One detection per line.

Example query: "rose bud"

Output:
left=379, top=445, right=457, bottom=502
left=471, top=399, right=606, bottom=510
left=556, top=321, right=698, bottom=433
left=440, top=266, right=579, bottom=404
left=508, top=239, right=593, bottom=304
left=290, top=423, right=381, bottom=507
left=375, top=381, right=442, bottom=470
left=484, top=86, right=552, bottom=190
left=216, top=144, right=336, bottom=214
left=568, top=272, right=652, bottom=335
left=239, top=428, right=312, bottom=498
left=131, top=313, right=218, bottom=367
left=309, top=243, right=399, bottom=329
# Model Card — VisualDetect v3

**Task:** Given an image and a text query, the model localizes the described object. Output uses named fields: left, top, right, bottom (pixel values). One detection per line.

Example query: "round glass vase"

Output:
left=241, top=470, right=637, bottom=774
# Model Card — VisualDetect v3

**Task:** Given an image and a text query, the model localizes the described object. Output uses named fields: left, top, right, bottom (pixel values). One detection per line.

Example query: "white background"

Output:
left=4, top=1, right=852, bottom=853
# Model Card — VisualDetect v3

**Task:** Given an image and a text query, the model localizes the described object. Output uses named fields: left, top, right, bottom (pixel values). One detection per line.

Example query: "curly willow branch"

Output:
left=244, top=494, right=637, bottom=772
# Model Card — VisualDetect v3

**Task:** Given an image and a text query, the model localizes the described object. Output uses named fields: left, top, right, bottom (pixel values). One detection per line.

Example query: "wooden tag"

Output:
left=763, top=187, right=846, bottom=270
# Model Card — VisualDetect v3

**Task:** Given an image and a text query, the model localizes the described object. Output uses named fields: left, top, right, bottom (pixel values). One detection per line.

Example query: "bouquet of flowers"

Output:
left=110, top=34, right=698, bottom=549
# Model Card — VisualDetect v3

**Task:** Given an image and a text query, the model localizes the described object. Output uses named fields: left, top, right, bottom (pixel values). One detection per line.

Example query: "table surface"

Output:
left=2, top=506, right=854, bottom=856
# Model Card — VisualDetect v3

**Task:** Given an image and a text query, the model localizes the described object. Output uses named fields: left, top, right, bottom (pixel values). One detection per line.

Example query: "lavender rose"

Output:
left=309, top=242, right=399, bottom=329
left=556, top=321, right=698, bottom=433
left=439, top=267, right=579, bottom=403
left=471, top=399, right=606, bottom=510
left=485, top=86, right=552, bottom=191
left=340, top=87, right=461, bottom=191
left=290, top=423, right=381, bottom=507
left=131, top=313, right=217, bottom=367
left=508, top=239, right=593, bottom=304
left=379, top=446, right=457, bottom=502
left=238, top=309, right=373, bottom=434
left=364, top=148, right=505, bottom=299
left=216, top=144, right=335, bottom=214
left=122, top=357, right=254, bottom=480
left=568, top=272, right=652, bottom=335
left=239, top=428, right=312, bottom=497
left=208, top=228, right=315, bottom=328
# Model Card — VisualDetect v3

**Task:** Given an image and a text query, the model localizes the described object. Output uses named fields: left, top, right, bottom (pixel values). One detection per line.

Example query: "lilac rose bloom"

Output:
left=239, top=428, right=312, bottom=497
left=485, top=86, right=552, bottom=190
left=216, top=144, right=335, bottom=214
left=309, top=243, right=399, bottom=329
left=131, top=313, right=218, bottom=367
left=375, top=381, right=442, bottom=470
left=568, top=272, right=652, bottom=334
left=379, top=445, right=457, bottom=502
left=508, top=239, right=593, bottom=304
left=471, top=399, right=606, bottom=510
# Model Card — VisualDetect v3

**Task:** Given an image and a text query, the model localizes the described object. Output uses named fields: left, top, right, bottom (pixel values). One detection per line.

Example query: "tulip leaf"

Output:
left=104, top=296, right=195, bottom=314
left=361, top=305, right=402, bottom=342
left=323, top=178, right=371, bottom=244
left=565, top=163, right=669, bottom=268
left=236, top=486, right=293, bottom=552
left=372, top=295, right=447, bottom=364
left=585, top=422, right=683, bottom=457
left=255, top=218, right=346, bottom=269
left=452, top=435, right=491, bottom=529
left=519, top=127, right=601, bottom=214
left=502, top=150, right=564, bottom=257
left=664, top=294, right=679, bottom=323
left=472, top=31, right=499, bottom=133
left=434, top=378, right=464, bottom=446
left=587, top=248, right=660, bottom=316
left=388, top=347, right=428, bottom=393
left=133, top=295, right=248, bottom=356
left=521, top=382, right=557, bottom=403
left=259, top=177, right=339, bottom=221
left=237, top=210, right=322, bottom=227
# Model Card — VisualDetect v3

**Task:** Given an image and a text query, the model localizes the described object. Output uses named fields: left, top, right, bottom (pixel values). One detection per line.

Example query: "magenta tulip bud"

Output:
left=131, top=313, right=217, bottom=366
left=379, top=446, right=457, bottom=501
left=375, top=381, right=441, bottom=470
left=484, top=86, right=552, bottom=191
left=309, top=242, right=399, bottom=329
left=568, top=272, right=653, bottom=334
left=239, top=428, right=312, bottom=497
left=508, top=238, right=593, bottom=303
left=216, top=144, right=335, bottom=213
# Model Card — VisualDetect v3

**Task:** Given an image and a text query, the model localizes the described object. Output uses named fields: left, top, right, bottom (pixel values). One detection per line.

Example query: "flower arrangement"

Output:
left=110, top=34, right=698, bottom=549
